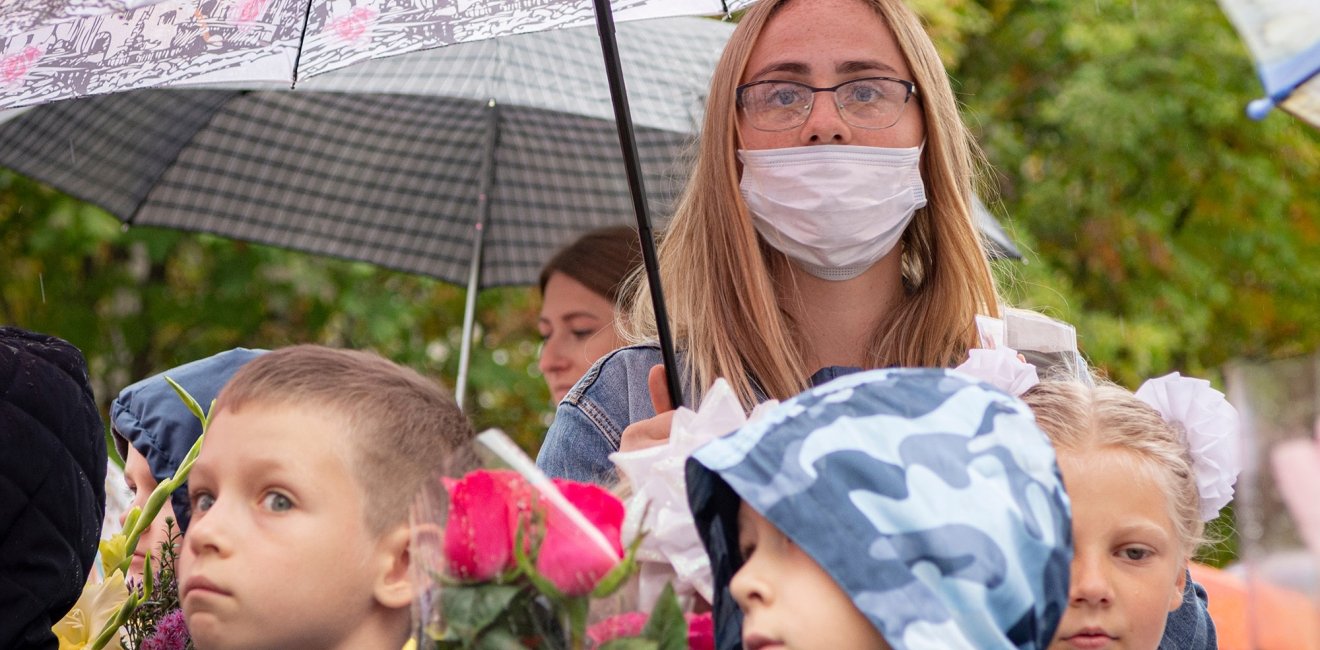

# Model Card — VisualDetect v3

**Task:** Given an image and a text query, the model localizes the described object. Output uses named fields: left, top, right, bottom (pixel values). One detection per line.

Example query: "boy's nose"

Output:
left=184, top=502, right=231, bottom=558
left=729, top=561, right=774, bottom=610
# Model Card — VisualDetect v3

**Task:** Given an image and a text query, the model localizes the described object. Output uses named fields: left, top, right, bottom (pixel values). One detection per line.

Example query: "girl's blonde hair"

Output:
left=623, top=0, right=1001, bottom=409
left=1021, top=380, right=1205, bottom=557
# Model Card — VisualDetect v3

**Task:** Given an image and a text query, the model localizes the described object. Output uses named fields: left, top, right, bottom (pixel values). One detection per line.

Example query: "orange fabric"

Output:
left=1190, top=562, right=1320, bottom=649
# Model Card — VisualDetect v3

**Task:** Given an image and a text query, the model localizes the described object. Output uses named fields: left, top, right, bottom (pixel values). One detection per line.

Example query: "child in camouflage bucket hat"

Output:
left=686, top=368, right=1073, bottom=650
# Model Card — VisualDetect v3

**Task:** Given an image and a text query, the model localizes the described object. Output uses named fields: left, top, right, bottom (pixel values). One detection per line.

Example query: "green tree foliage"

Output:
left=0, top=171, right=554, bottom=453
left=951, top=0, right=1320, bottom=388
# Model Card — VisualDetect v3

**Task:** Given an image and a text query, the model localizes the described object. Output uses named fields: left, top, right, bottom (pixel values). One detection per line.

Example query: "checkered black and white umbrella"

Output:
left=0, top=16, right=728, bottom=287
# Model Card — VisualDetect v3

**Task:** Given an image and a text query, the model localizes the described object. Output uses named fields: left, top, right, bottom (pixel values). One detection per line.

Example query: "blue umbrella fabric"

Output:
left=1217, top=0, right=1320, bottom=127
left=0, top=0, right=754, bottom=110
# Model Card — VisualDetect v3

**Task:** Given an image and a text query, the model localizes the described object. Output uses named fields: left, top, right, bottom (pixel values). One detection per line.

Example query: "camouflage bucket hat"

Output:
left=687, top=368, right=1072, bottom=650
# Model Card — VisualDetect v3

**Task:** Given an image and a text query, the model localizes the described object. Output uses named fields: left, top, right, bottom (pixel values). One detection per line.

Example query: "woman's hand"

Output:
left=618, top=364, right=675, bottom=452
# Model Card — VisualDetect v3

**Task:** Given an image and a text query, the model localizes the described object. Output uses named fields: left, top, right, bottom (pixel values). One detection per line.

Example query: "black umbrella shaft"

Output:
left=590, top=0, right=684, bottom=410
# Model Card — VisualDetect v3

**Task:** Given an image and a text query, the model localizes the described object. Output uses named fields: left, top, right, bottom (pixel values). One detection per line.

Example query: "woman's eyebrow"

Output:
left=746, top=59, right=901, bottom=82
left=837, top=59, right=899, bottom=75
left=746, top=61, right=811, bottom=81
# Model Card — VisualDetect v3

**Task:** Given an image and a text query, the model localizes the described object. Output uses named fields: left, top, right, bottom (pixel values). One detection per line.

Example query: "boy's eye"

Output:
left=193, top=492, right=216, bottom=512
left=1119, top=546, right=1153, bottom=561
left=262, top=492, right=294, bottom=512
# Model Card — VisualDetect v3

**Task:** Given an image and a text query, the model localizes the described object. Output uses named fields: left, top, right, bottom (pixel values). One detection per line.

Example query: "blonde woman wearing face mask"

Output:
left=536, top=0, right=1000, bottom=483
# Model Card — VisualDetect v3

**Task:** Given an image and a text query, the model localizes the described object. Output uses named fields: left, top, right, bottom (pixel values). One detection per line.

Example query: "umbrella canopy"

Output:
left=1217, top=0, right=1320, bottom=127
left=0, top=0, right=750, bottom=110
left=0, top=16, right=729, bottom=287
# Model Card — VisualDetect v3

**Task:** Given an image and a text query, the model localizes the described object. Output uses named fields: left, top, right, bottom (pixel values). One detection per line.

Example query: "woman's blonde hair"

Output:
left=1021, top=380, right=1205, bottom=557
left=623, top=0, right=1001, bottom=408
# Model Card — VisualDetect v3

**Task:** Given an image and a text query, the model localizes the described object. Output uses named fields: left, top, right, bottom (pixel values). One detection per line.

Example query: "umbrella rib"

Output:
left=123, top=90, right=250, bottom=227
left=291, top=0, right=316, bottom=88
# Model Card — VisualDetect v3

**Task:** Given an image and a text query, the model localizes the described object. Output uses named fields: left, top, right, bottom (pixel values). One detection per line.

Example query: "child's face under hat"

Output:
left=732, top=502, right=891, bottom=650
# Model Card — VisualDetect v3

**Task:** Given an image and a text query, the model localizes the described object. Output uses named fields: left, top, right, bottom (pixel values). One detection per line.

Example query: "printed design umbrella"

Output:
left=0, top=0, right=749, bottom=110
left=1217, top=0, right=1320, bottom=127
left=0, top=16, right=731, bottom=405
left=1, top=0, right=763, bottom=408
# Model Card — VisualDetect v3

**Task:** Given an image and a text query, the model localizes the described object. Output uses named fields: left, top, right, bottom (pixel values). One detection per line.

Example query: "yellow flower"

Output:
left=53, top=572, right=129, bottom=650
left=99, top=532, right=129, bottom=578
left=401, top=639, right=417, bottom=650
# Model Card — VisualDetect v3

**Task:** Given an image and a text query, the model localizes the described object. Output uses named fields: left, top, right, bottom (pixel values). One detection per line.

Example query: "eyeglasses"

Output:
left=736, top=77, right=919, bottom=132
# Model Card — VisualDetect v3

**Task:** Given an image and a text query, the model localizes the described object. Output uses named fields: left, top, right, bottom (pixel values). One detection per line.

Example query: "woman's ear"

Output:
left=373, top=524, right=420, bottom=609
left=1167, top=564, right=1189, bottom=613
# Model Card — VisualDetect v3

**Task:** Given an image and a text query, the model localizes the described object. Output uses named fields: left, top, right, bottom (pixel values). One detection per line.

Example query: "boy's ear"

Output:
left=1167, top=564, right=1189, bottom=613
left=374, top=524, right=420, bottom=609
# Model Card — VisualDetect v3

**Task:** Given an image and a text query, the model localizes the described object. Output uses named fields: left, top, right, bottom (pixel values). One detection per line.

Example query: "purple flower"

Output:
left=142, top=609, right=190, bottom=650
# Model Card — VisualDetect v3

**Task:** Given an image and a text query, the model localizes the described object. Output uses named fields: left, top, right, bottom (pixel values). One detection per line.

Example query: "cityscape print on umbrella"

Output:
left=0, top=0, right=741, bottom=110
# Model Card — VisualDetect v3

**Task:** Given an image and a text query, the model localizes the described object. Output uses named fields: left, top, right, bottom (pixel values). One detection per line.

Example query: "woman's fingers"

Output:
left=617, top=365, right=676, bottom=453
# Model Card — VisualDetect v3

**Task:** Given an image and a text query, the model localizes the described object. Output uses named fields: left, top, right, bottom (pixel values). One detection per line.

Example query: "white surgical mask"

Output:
left=738, top=144, right=926, bottom=281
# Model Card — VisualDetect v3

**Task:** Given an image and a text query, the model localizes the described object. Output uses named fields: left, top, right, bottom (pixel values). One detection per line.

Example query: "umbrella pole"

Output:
left=590, top=0, right=685, bottom=409
left=455, top=99, right=499, bottom=411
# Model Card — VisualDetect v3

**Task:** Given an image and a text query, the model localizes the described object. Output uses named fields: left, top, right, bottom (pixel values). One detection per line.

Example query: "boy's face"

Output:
left=1050, top=450, right=1186, bottom=650
left=731, top=502, right=891, bottom=650
left=179, top=403, right=408, bottom=650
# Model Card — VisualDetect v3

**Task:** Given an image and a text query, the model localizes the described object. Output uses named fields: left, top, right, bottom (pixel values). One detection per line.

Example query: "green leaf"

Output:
left=641, top=584, right=687, bottom=650
left=164, top=376, right=207, bottom=426
left=474, top=628, right=530, bottom=650
left=591, top=528, right=646, bottom=599
left=440, top=584, right=524, bottom=639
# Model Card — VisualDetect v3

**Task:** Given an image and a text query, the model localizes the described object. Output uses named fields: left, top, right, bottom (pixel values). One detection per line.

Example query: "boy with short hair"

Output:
left=686, top=368, right=1073, bottom=650
left=179, top=345, right=478, bottom=650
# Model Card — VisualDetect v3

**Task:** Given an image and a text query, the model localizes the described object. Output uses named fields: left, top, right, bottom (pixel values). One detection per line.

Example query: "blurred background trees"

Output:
left=3, top=0, right=1318, bottom=480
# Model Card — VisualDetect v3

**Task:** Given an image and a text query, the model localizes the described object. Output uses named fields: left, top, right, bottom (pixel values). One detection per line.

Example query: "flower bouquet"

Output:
left=410, top=431, right=712, bottom=650
left=56, top=378, right=204, bottom=650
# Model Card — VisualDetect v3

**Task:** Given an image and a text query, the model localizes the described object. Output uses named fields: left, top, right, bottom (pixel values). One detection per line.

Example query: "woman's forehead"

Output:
left=744, top=0, right=908, bottom=83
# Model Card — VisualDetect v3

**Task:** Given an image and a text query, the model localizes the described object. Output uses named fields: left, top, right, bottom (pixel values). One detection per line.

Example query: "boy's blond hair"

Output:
left=1021, top=380, right=1205, bottom=557
left=214, top=345, right=478, bottom=533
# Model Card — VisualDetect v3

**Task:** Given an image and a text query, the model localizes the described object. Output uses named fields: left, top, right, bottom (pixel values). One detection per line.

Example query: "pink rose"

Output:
left=586, top=611, right=648, bottom=647
left=442, top=469, right=529, bottom=581
left=535, top=479, right=625, bottom=596
left=685, top=612, right=714, bottom=650
left=584, top=610, right=715, bottom=649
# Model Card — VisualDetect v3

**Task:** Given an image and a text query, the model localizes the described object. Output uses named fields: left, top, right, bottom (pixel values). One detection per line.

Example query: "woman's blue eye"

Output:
left=572, top=329, right=598, bottom=340
left=847, top=83, right=883, bottom=103
left=263, top=492, right=294, bottom=512
left=770, top=88, right=801, bottom=107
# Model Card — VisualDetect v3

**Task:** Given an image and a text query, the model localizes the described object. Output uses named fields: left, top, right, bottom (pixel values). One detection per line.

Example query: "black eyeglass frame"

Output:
left=735, top=76, right=920, bottom=131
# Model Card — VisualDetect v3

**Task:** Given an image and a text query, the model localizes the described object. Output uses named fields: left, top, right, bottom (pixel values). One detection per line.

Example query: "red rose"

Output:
left=442, top=469, right=528, bottom=581
left=534, top=479, right=625, bottom=596
left=685, top=612, right=714, bottom=650
left=585, top=611, right=648, bottom=647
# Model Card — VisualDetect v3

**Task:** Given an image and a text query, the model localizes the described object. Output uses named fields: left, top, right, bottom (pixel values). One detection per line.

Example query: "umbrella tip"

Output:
left=1247, top=96, right=1275, bottom=120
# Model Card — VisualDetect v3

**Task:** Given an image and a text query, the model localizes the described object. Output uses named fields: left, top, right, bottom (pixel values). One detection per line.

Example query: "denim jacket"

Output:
left=534, top=343, right=1216, bottom=649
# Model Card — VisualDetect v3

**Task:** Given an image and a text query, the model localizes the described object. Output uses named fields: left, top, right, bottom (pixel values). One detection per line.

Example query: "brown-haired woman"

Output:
left=538, top=226, right=642, bottom=404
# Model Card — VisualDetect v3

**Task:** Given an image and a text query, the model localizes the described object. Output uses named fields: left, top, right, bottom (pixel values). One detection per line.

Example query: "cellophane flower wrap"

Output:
left=411, top=430, right=706, bottom=650
left=609, top=379, right=778, bottom=609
